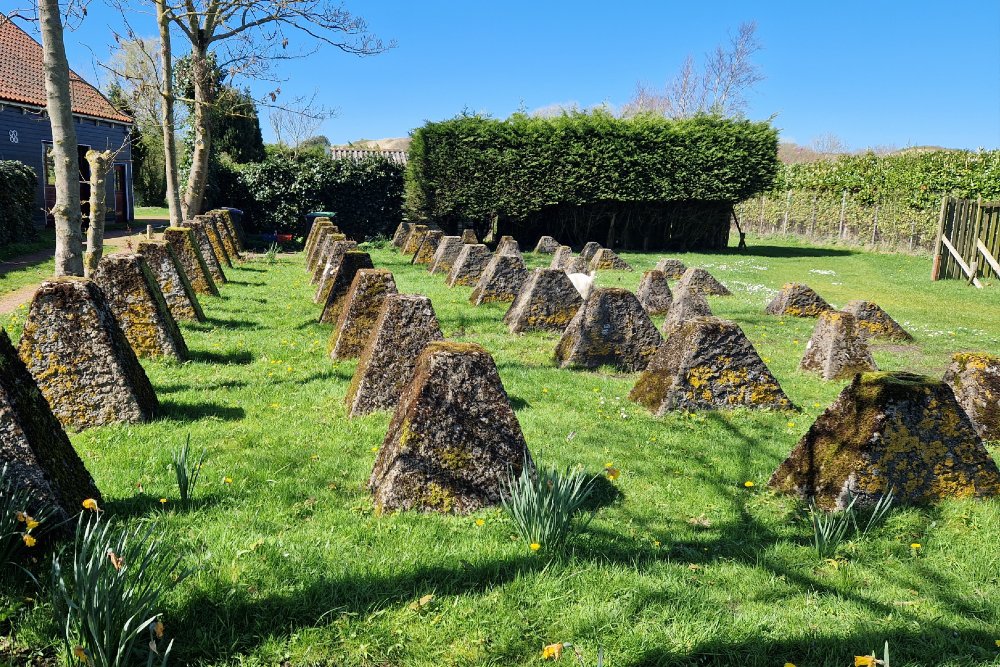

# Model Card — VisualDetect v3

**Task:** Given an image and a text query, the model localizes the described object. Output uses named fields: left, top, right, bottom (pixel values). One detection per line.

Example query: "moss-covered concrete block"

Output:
left=0, top=327, right=102, bottom=523
left=137, top=240, right=205, bottom=323
left=306, top=226, right=333, bottom=273
left=181, top=219, right=227, bottom=285
left=555, top=287, right=662, bottom=371
left=470, top=254, right=528, bottom=305
left=655, top=258, right=687, bottom=279
left=630, top=316, right=793, bottom=414
left=550, top=246, right=587, bottom=273
left=676, top=267, right=731, bottom=296
left=412, top=230, right=444, bottom=265
left=18, top=278, right=158, bottom=430
left=770, top=372, right=1000, bottom=509
left=206, top=211, right=243, bottom=262
left=330, top=269, right=398, bottom=360
left=461, top=228, right=479, bottom=244
left=496, top=235, right=522, bottom=259
left=534, top=236, right=560, bottom=253
left=346, top=294, right=444, bottom=416
left=92, top=254, right=188, bottom=360
left=842, top=300, right=913, bottom=341
left=503, top=268, right=583, bottom=334
left=314, top=240, right=359, bottom=304
left=580, top=242, right=602, bottom=264
left=194, top=214, right=232, bottom=268
left=402, top=225, right=430, bottom=255
left=428, top=235, right=464, bottom=275
left=944, top=352, right=1000, bottom=440
left=305, top=218, right=336, bottom=258
left=589, top=248, right=633, bottom=271
left=662, top=286, right=712, bottom=335
left=310, top=234, right=351, bottom=285
left=447, top=244, right=492, bottom=287
left=319, top=251, right=375, bottom=324
left=369, top=341, right=532, bottom=513
left=163, top=227, right=218, bottom=296
left=800, top=311, right=877, bottom=380
left=390, top=222, right=413, bottom=249
left=766, top=283, right=832, bottom=317
left=637, top=270, right=673, bottom=315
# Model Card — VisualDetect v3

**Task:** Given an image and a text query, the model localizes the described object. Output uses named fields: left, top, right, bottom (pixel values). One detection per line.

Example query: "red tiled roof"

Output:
left=0, top=17, right=132, bottom=124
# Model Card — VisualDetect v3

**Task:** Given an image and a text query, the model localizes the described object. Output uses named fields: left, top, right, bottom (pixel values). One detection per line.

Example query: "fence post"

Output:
left=146, top=224, right=153, bottom=239
left=782, top=190, right=791, bottom=234
left=810, top=195, right=817, bottom=236
left=838, top=190, right=847, bottom=239
left=871, top=203, right=879, bottom=244
left=931, top=196, right=949, bottom=280
left=758, top=195, right=765, bottom=232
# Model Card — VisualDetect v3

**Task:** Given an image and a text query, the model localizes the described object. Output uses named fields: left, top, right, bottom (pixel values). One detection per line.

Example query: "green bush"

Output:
left=0, top=161, right=37, bottom=246
left=236, top=153, right=404, bottom=239
left=406, top=111, right=779, bottom=249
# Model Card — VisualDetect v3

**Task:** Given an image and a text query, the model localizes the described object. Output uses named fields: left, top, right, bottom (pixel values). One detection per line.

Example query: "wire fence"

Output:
left=735, top=190, right=940, bottom=253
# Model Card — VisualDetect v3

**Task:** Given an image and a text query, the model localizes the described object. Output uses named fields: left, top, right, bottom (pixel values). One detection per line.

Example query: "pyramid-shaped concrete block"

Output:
left=555, top=287, right=663, bottom=371
left=412, top=230, right=444, bottom=265
left=211, top=208, right=246, bottom=250
left=630, top=316, right=793, bottom=414
left=461, top=228, right=479, bottom=244
left=944, top=352, right=1000, bottom=441
left=137, top=240, right=205, bottom=323
left=550, top=246, right=587, bottom=273
left=369, top=341, right=532, bottom=513
left=589, top=248, right=633, bottom=271
left=390, top=222, right=413, bottom=249
left=662, top=286, right=712, bottom=335
left=799, top=311, right=877, bottom=380
left=841, top=300, right=913, bottom=341
left=306, top=226, right=333, bottom=271
left=329, top=270, right=399, bottom=360
left=676, top=267, right=731, bottom=296
left=637, top=270, right=673, bottom=315
left=18, top=278, right=158, bottom=430
left=92, top=254, right=188, bottom=360
left=428, top=236, right=464, bottom=275
left=496, top=235, right=522, bottom=259
left=346, top=294, right=444, bottom=416
left=194, top=214, right=232, bottom=268
left=470, top=254, right=528, bottom=305
left=306, top=218, right=336, bottom=257
left=502, top=268, right=583, bottom=333
left=534, top=236, right=560, bottom=253
left=182, top=220, right=227, bottom=285
left=319, top=251, right=375, bottom=324
left=447, top=244, right=492, bottom=287
left=207, top=211, right=242, bottom=262
left=770, top=372, right=1000, bottom=509
left=163, top=227, right=218, bottom=296
left=655, top=258, right=687, bottom=279
left=310, top=233, right=350, bottom=285
left=0, top=327, right=102, bottom=523
left=401, top=225, right=430, bottom=255
left=314, top=240, right=359, bottom=304
left=580, top=242, right=602, bottom=264
left=765, top=283, right=832, bottom=317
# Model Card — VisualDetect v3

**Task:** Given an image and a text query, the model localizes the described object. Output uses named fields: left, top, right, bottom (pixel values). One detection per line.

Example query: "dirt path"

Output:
left=0, top=227, right=154, bottom=314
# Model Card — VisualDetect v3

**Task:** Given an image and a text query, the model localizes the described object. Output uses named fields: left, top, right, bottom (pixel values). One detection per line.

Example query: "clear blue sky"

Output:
left=45, top=0, right=1000, bottom=150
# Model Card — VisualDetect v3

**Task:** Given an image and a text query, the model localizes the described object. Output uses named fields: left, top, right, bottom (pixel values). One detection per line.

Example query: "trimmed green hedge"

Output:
left=406, top=111, right=779, bottom=249
left=0, top=161, right=37, bottom=245
left=222, top=154, right=404, bottom=240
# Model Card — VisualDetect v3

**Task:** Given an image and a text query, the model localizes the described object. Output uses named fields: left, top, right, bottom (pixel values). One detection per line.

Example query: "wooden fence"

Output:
left=932, top=197, right=1000, bottom=287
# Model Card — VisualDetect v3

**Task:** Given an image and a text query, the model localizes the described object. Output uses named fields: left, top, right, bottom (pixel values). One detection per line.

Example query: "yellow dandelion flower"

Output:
left=82, top=498, right=99, bottom=512
left=22, top=534, right=36, bottom=547
left=475, top=519, right=485, bottom=527
left=223, top=477, right=233, bottom=485
left=159, top=498, right=168, bottom=505
left=786, top=421, right=795, bottom=428
left=370, top=446, right=379, bottom=452
left=542, top=387, right=549, bottom=393
left=530, top=542, right=541, bottom=551
left=995, top=639, right=1000, bottom=647
left=911, top=543, right=921, bottom=549
left=605, top=467, right=620, bottom=481
left=541, top=643, right=564, bottom=660
left=785, top=663, right=796, bottom=667
left=744, top=481, right=755, bottom=488
left=653, top=539, right=661, bottom=548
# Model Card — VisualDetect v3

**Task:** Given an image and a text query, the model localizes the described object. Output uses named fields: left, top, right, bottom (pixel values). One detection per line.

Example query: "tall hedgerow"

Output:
left=405, top=111, right=779, bottom=249
left=0, top=161, right=37, bottom=245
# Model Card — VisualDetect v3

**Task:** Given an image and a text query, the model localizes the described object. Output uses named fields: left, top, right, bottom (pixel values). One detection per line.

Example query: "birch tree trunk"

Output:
left=156, top=0, right=184, bottom=228
left=182, top=44, right=213, bottom=219
left=38, top=0, right=83, bottom=276
left=83, top=149, right=113, bottom=277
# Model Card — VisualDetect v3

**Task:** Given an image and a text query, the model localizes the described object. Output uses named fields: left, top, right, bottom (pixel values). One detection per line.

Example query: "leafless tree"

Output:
left=623, top=21, right=764, bottom=119
left=155, top=0, right=392, bottom=218
left=268, top=97, right=336, bottom=154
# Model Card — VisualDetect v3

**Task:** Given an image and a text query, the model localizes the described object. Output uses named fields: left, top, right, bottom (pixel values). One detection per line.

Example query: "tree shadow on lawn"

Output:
left=102, top=492, right=229, bottom=519
left=158, top=400, right=246, bottom=422
left=719, top=244, right=857, bottom=259
left=187, top=349, right=255, bottom=365
left=225, top=279, right=266, bottom=287
left=204, top=316, right=264, bottom=331
left=156, top=379, right=249, bottom=394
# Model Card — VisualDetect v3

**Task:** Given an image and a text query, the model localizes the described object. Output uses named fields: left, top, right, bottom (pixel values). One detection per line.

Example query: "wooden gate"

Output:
left=931, top=197, right=1000, bottom=287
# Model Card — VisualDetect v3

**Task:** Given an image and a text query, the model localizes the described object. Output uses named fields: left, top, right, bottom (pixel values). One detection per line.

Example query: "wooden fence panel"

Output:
left=932, top=197, right=1000, bottom=286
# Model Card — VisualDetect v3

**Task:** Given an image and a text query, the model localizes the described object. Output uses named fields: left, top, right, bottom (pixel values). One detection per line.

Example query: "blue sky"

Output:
left=44, top=0, right=1000, bottom=150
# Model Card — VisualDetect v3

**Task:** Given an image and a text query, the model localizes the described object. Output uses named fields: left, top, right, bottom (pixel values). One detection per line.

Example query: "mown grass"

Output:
left=2, top=235, right=999, bottom=666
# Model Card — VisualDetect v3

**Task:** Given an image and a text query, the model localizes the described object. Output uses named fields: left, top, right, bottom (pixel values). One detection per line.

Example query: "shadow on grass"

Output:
left=509, top=395, right=531, bottom=410
left=721, top=244, right=857, bottom=258
left=156, top=379, right=249, bottom=394
left=225, top=280, right=266, bottom=287
left=188, top=349, right=254, bottom=365
left=158, top=400, right=245, bottom=422
left=103, top=493, right=229, bottom=518
left=205, top=316, right=263, bottom=331
left=235, top=266, right=267, bottom=273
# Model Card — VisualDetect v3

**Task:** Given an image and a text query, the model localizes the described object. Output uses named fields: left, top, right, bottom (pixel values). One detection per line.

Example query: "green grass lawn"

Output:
left=2, top=236, right=999, bottom=666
